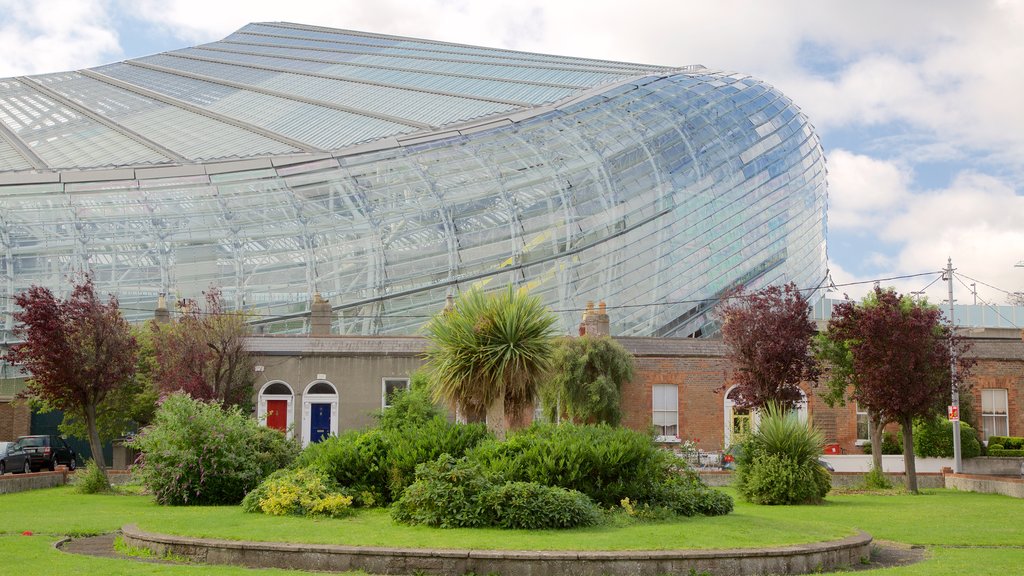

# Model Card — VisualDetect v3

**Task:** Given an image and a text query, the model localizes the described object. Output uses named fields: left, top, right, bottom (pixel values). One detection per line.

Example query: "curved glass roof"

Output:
left=0, top=22, right=674, bottom=174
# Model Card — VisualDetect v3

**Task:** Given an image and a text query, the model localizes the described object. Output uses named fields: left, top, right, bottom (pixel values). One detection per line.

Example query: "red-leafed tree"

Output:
left=150, top=288, right=254, bottom=408
left=819, top=287, right=974, bottom=493
left=3, top=276, right=138, bottom=478
left=717, top=282, right=820, bottom=411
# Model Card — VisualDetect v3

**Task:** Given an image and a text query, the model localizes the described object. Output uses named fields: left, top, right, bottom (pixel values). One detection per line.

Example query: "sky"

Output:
left=1, top=0, right=1022, bottom=310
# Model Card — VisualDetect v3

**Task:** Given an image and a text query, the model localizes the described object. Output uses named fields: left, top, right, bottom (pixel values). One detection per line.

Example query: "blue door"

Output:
left=310, top=403, right=331, bottom=443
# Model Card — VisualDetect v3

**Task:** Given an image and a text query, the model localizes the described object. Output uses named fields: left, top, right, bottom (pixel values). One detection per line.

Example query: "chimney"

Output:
left=579, top=301, right=594, bottom=336
left=310, top=293, right=333, bottom=336
left=443, top=293, right=456, bottom=315
left=154, top=294, right=170, bottom=324
left=584, top=300, right=610, bottom=337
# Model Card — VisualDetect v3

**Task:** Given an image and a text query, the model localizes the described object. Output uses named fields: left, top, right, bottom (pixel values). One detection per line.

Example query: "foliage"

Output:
left=734, top=403, right=830, bottom=504
left=241, top=468, right=353, bottom=518
left=862, top=432, right=903, bottom=455
left=862, top=466, right=894, bottom=490
left=4, top=275, right=138, bottom=475
left=150, top=288, right=254, bottom=408
left=987, top=436, right=1024, bottom=449
left=468, top=423, right=731, bottom=516
left=131, top=393, right=295, bottom=505
left=391, top=454, right=495, bottom=528
left=423, top=285, right=558, bottom=439
left=72, top=459, right=113, bottom=494
left=292, top=420, right=490, bottom=505
left=987, top=448, right=1024, bottom=457
left=913, top=417, right=981, bottom=458
left=818, top=287, right=974, bottom=493
left=391, top=455, right=603, bottom=530
left=539, top=336, right=635, bottom=425
left=480, top=481, right=602, bottom=529
left=374, top=370, right=443, bottom=430
left=716, top=282, right=819, bottom=410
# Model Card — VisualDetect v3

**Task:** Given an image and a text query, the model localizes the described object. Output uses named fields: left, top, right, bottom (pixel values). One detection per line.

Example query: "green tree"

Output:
left=423, top=286, right=557, bottom=440
left=540, top=336, right=635, bottom=425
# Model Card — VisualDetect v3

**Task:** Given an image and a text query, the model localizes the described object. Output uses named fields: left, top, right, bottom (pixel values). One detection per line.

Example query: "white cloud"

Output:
left=826, top=150, right=912, bottom=230
left=0, top=0, right=121, bottom=75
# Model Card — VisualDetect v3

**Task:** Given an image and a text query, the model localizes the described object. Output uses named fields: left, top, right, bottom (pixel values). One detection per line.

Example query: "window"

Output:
left=981, top=389, right=1009, bottom=441
left=382, top=378, right=410, bottom=409
left=856, top=405, right=869, bottom=445
left=652, top=384, right=679, bottom=441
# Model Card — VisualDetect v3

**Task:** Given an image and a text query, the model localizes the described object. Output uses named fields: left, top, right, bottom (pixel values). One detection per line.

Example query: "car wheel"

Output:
left=69, top=458, right=77, bottom=471
left=48, top=459, right=56, bottom=472
left=24, top=460, right=31, bottom=474
left=0, top=461, right=5, bottom=475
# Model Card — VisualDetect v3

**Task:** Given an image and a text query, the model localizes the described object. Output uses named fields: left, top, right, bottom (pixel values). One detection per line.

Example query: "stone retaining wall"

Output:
left=0, top=468, right=68, bottom=494
left=945, top=473, right=1024, bottom=498
left=121, top=524, right=872, bottom=576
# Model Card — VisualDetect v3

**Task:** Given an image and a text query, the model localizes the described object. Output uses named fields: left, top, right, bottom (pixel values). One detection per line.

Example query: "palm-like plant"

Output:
left=423, top=285, right=557, bottom=440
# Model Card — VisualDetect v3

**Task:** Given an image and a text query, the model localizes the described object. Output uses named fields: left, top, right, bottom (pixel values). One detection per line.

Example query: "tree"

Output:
left=818, top=287, right=974, bottom=493
left=716, top=282, right=820, bottom=411
left=3, top=276, right=138, bottom=481
left=423, top=286, right=558, bottom=440
left=540, top=336, right=635, bottom=425
left=150, top=288, right=254, bottom=408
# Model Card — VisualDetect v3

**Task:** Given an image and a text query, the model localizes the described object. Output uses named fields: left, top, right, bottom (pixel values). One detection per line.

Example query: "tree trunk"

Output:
left=901, top=417, right=918, bottom=494
left=84, top=403, right=111, bottom=486
left=486, top=392, right=507, bottom=441
left=868, top=411, right=884, bottom=473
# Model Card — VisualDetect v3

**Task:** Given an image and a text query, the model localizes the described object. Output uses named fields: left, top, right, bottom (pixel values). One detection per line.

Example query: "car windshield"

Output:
left=19, top=437, right=45, bottom=447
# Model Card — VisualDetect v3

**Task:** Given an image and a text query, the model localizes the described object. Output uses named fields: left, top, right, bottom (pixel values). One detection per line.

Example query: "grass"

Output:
left=2, top=485, right=1023, bottom=575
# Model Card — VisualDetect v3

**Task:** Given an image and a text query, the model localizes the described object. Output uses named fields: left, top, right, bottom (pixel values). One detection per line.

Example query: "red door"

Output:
left=266, top=399, right=288, bottom=432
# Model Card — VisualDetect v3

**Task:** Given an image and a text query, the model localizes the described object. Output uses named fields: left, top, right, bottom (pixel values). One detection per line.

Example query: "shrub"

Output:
left=131, top=393, right=295, bottom=505
left=480, top=481, right=602, bottom=529
left=375, top=371, right=443, bottom=431
left=988, top=436, right=1024, bottom=450
left=468, top=423, right=731, bottom=517
left=913, top=418, right=981, bottom=458
left=391, top=455, right=494, bottom=528
left=242, top=468, right=353, bottom=518
left=734, top=403, right=830, bottom=505
left=987, top=443, right=1004, bottom=451
left=862, top=466, right=893, bottom=490
left=292, top=419, right=490, bottom=505
left=72, top=459, right=112, bottom=494
left=862, top=432, right=903, bottom=455
left=988, top=448, right=1024, bottom=457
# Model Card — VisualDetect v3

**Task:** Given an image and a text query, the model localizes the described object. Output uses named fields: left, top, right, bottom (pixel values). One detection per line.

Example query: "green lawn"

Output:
left=2, top=485, right=1022, bottom=575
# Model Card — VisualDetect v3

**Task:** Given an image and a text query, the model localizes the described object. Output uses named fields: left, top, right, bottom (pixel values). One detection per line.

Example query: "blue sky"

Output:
left=1, top=0, right=1021, bottom=306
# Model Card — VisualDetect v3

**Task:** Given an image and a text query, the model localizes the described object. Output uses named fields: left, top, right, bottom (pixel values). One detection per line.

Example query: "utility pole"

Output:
left=945, top=257, right=963, bottom=474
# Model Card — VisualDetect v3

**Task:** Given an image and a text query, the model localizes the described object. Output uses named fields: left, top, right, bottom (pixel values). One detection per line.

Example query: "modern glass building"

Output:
left=0, top=22, right=827, bottom=338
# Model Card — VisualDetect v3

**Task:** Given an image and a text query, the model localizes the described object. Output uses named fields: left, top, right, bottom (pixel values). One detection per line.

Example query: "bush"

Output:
left=241, top=468, right=353, bottom=518
left=392, top=455, right=603, bottom=530
left=374, top=371, right=443, bottom=431
left=862, top=432, right=903, bottom=455
left=862, top=466, right=893, bottom=490
left=292, top=419, right=490, bottom=505
left=650, top=477, right=734, bottom=516
left=131, top=393, right=295, bottom=505
left=72, top=459, right=112, bottom=494
left=913, top=418, right=981, bottom=458
left=391, top=455, right=494, bottom=528
left=734, top=404, right=830, bottom=505
left=988, top=448, right=1024, bottom=457
left=988, top=436, right=1024, bottom=450
left=987, top=443, right=1004, bottom=451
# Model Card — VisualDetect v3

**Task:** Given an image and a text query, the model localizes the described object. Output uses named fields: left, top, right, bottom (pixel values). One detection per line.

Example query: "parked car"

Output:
left=12, top=435, right=78, bottom=472
left=0, top=440, right=33, bottom=475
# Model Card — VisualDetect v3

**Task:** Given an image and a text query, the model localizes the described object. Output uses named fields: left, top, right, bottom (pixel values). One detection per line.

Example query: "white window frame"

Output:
left=301, top=380, right=339, bottom=448
left=381, top=377, right=410, bottom=409
left=855, top=404, right=869, bottom=446
left=652, top=384, right=679, bottom=443
left=981, top=388, right=1009, bottom=442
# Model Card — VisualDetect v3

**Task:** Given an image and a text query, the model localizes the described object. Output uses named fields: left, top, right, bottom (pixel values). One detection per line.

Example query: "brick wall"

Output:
left=0, top=400, right=31, bottom=441
left=970, top=358, right=1024, bottom=441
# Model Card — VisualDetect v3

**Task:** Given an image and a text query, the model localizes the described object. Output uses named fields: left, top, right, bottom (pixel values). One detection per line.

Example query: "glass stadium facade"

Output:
left=0, top=22, right=827, bottom=338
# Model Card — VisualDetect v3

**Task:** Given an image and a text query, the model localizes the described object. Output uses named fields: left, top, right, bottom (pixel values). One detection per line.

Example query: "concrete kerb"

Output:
left=120, top=524, right=873, bottom=576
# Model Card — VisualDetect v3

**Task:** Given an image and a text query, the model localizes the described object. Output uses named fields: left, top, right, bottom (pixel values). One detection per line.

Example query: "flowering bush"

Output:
left=243, top=468, right=353, bottom=518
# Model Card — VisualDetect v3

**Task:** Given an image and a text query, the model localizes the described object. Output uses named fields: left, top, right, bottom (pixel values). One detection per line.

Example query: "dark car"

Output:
left=13, top=435, right=78, bottom=472
left=0, top=440, right=33, bottom=475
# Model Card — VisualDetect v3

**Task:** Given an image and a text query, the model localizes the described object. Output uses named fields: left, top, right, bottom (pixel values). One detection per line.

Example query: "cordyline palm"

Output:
left=423, top=285, right=557, bottom=440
